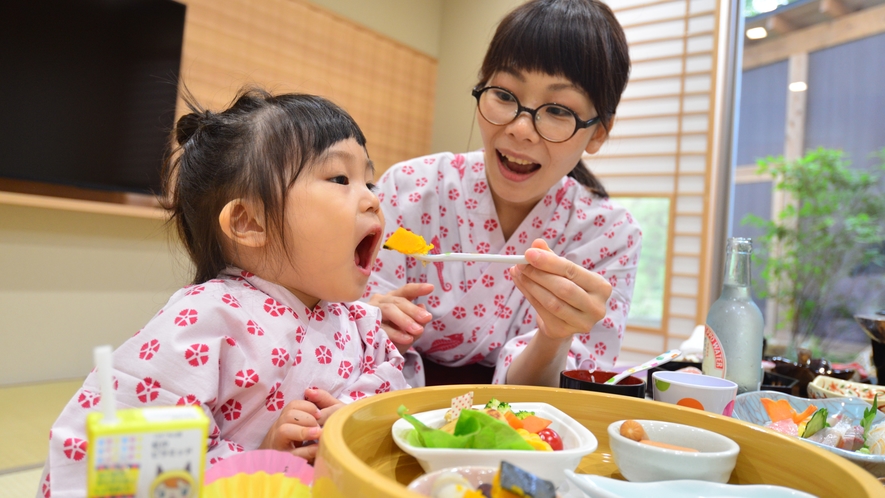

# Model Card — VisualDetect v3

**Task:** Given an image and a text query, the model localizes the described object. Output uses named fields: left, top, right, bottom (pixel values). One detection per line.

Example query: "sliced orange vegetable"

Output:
left=760, top=398, right=797, bottom=422
left=791, top=405, right=817, bottom=424
left=520, top=414, right=552, bottom=434
left=504, top=410, right=524, bottom=430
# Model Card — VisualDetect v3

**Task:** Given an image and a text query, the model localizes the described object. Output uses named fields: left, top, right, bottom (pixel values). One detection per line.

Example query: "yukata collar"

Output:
left=219, top=266, right=328, bottom=317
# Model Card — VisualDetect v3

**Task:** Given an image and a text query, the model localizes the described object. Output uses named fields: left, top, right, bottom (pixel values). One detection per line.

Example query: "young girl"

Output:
left=40, top=89, right=408, bottom=496
left=367, top=0, right=642, bottom=387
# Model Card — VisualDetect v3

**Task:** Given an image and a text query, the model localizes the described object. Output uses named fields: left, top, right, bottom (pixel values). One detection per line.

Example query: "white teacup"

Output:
left=652, top=371, right=738, bottom=416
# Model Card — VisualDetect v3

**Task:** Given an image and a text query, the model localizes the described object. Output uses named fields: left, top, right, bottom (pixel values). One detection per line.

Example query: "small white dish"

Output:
left=607, top=420, right=739, bottom=483
left=392, top=402, right=597, bottom=487
left=407, top=466, right=497, bottom=495
left=564, top=471, right=818, bottom=498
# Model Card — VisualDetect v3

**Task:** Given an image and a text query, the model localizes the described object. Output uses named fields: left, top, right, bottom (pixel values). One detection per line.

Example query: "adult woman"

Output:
left=366, top=0, right=641, bottom=387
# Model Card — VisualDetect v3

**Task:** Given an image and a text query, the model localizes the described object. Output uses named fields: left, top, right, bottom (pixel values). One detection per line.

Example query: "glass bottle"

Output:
left=702, top=237, right=764, bottom=394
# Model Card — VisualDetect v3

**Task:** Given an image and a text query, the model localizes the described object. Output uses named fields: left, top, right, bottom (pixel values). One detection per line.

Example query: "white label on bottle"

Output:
left=702, top=324, right=727, bottom=379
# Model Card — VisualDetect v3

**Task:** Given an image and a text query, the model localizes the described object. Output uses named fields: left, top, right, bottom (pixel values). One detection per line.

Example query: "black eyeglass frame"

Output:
left=471, top=86, right=601, bottom=143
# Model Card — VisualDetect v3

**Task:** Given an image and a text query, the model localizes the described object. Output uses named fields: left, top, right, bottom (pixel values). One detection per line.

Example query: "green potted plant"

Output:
left=742, top=147, right=885, bottom=358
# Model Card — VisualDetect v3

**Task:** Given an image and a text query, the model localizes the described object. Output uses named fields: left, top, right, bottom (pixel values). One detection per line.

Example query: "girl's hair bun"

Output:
left=175, top=111, right=207, bottom=145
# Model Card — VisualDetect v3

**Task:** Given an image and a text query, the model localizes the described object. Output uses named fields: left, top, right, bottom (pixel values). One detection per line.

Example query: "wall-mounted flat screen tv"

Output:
left=1, top=0, right=186, bottom=200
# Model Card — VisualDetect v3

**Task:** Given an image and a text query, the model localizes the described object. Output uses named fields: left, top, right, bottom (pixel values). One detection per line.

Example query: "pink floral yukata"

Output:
left=366, top=151, right=642, bottom=386
left=39, top=267, right=407, bottom=498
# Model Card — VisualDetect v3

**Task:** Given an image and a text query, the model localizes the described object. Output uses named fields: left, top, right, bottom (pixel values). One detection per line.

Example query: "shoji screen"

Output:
left=587, top=0, right=721, bottom=356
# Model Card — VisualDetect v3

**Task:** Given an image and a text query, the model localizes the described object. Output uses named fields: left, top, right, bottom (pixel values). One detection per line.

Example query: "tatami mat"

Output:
left=0, top=467, right=44, bottom=498
left=0, top=379, right=83, bottom=472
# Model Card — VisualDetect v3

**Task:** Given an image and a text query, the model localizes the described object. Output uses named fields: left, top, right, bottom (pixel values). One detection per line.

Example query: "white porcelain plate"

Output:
left=392, top=402, right=597, bottom=487
left=564, top=471, right=818, bottom=498
left=732, top=390, right=885, bottom=476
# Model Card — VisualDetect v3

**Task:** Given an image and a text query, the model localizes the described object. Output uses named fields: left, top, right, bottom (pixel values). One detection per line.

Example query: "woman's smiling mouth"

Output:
left=497, top=150, right=541, bottom=177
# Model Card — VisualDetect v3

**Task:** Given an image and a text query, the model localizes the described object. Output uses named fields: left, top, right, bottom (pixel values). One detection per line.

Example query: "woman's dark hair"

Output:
left=478, top=0, right=631, bottom=197
left=162, top=87, right=367, bottom=284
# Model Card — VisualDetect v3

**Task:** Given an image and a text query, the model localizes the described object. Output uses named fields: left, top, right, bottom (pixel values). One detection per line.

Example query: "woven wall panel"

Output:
left=177, top=0, right=437, bottom=175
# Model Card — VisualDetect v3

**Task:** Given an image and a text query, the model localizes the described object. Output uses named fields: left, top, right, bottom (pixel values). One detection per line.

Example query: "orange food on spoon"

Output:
left=382, top=227, right=434, bottom=256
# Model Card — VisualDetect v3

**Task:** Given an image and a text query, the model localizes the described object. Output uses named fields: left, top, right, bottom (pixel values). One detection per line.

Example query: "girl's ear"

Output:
left=584, top=119, right=613, bottom=155
left=218, top=199, right=267, bottom=248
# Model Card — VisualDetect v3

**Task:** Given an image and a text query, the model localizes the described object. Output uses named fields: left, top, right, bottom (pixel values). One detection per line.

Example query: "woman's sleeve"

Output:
left=492, top=207, right=644, bottom=383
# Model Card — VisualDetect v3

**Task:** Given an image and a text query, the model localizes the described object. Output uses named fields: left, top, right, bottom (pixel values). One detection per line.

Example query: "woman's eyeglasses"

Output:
left=472, top=86, right=600, bottom=143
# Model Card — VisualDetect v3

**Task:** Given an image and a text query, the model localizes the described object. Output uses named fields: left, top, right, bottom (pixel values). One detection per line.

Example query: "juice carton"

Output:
left=85, top=346, right=209, bottom=498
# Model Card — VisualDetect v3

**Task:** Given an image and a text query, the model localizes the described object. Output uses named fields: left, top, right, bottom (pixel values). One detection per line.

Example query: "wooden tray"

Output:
left=313, top=385, right=885, bottom=497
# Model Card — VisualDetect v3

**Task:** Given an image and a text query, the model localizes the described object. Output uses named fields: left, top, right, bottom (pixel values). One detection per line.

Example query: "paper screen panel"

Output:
left=176, top=0, right=436, bottom=176
left=593, top=0, right=719, bottom=354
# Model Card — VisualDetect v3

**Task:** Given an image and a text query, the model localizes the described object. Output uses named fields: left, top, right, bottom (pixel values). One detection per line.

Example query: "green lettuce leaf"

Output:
left=397, top=405, right=534, bottom=451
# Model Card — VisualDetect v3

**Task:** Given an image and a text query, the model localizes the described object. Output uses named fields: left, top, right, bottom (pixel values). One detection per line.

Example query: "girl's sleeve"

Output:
left=40, top=293, right=251, bottom=497
left=335, top=305, right=411, bottom=403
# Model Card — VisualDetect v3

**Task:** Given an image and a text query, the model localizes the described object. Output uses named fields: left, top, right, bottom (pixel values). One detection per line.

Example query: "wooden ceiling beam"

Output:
left=820, top=0, right=851, bottom=19
left=766, top=14, right=797, bottom=35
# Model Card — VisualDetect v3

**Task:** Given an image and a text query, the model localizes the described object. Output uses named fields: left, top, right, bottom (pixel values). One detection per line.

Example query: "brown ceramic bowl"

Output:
left=560, top=369, right=646, bottom=398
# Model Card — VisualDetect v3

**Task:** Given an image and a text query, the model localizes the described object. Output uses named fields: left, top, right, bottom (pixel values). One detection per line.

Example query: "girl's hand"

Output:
left=259, top=399, right=322, bottom=461
left=369, top=283, right=434, bottom=355
left=304, top=387, right=344, bottom=425
left=509, top=239, right=612, bottom=340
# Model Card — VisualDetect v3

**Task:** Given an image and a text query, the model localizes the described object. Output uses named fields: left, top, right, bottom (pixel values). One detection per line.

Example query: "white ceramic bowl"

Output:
left=732, top=390, right=885, bottom=476
left=392, top=402, right=597, bottom=486
left=406, top=466, right=497, bottom=495
left=607, top=419, right=740, bottom=483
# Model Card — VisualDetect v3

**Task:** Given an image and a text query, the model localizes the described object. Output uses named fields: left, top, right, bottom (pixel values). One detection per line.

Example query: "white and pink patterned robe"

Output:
left=39, top=267, right=407, bottom=498
left=365, top=151, right=642, bottom=386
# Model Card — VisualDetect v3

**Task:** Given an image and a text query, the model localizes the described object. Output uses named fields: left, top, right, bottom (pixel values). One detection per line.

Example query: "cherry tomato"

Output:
left=537, top=428, right=563, bottom=451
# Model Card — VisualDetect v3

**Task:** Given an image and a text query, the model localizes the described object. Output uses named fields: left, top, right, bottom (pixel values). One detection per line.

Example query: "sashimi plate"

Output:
left=564, top=472, right=817, bottom=498
left=732, top=391, right=885, bottom=476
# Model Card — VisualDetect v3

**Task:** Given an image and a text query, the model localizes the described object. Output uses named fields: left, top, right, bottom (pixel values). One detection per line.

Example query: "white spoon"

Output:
left=605, top=349, right=682, bottom=385
left=409, top=253, right=527, bottom=264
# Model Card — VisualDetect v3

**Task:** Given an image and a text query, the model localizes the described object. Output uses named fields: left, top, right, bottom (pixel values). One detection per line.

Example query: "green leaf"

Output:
left=397, top=404, right=534, bottom=451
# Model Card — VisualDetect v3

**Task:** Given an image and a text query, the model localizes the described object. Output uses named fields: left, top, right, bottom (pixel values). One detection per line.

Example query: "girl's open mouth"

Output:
left=498, top=150, right=541, bottom=176
left=355, top=231, right=380, bottom=271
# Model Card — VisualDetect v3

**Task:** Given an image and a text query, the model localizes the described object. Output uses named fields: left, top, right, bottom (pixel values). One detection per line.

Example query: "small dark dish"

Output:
left=560, top=369, right=646, bottom=399
left=856, top=312, right=885, bottom=344
left=770, top=357, right=856, bottom=398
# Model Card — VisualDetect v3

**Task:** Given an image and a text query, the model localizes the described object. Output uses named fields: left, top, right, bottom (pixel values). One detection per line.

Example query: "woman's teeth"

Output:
left=502, top=153, right=533, bottom=165
left=499, top=151, right=539, bottom=174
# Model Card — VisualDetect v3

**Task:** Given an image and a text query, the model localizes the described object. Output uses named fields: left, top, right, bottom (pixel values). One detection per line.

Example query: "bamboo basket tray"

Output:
left=313, top=385, right=885, bottom=497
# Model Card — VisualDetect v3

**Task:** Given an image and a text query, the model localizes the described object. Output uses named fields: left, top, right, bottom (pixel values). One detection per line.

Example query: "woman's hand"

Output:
left=258, top=389, right=344, bottom=462
left=369, top=283, right=434, bottom=355
left=509, top=239, right=612, bottom=340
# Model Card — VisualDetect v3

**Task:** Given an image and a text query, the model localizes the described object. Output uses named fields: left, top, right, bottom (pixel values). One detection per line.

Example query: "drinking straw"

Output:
left=93, top=345, right=117, bottom=424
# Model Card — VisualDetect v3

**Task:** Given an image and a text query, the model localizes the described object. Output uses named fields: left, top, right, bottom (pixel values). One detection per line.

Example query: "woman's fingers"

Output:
left=512, top=239, right=612, bottom=337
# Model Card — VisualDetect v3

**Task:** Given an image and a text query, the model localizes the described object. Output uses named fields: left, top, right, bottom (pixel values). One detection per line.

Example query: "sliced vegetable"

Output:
left=504, top=410, right=524, bottom=430
left=791, top=405, right=817, bottom=425
left=760, top=398, right=798, bottom=422
left=521, top=414, right=553, bottom=434
left=801, top=408, right=829, bottom=438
